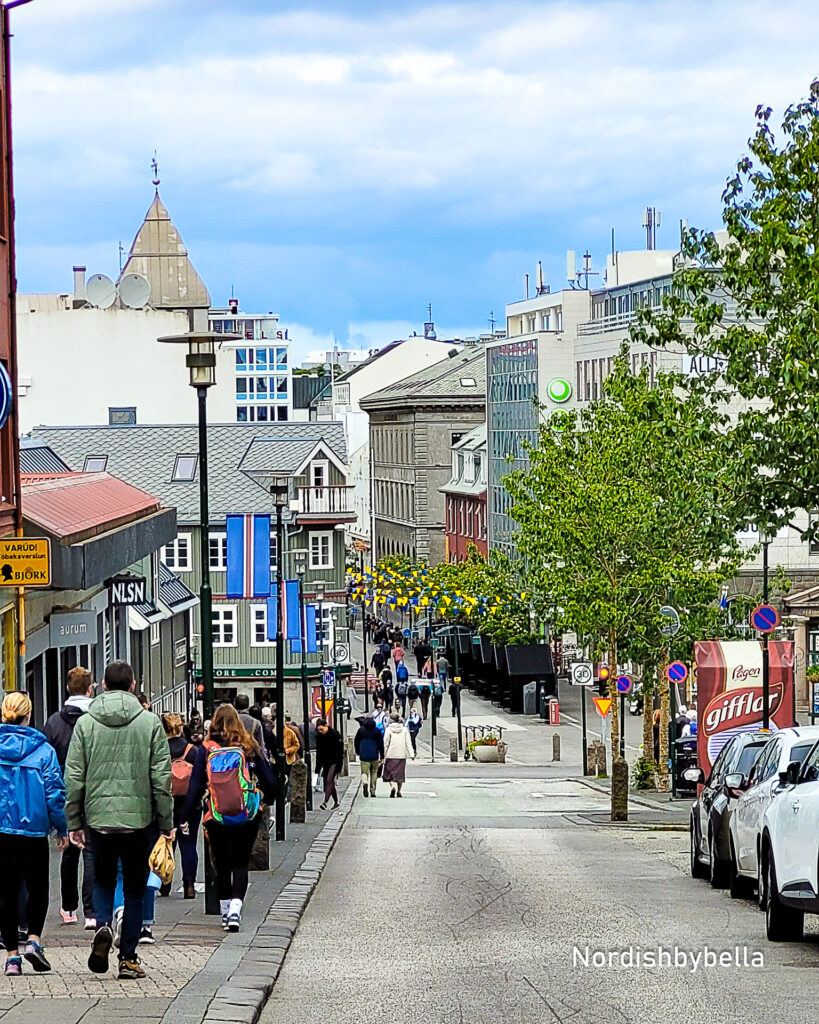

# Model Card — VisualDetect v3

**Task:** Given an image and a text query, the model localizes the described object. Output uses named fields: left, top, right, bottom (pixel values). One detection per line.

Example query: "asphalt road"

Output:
left=261, top=770, right=819, bottom=1024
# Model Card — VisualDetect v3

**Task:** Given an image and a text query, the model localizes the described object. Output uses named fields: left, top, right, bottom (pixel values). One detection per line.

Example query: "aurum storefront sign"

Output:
left=694, top=640, right=795, bottom=775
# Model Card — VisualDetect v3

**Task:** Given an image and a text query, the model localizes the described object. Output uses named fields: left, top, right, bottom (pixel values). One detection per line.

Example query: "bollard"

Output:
left=586, top=741, right=599, bottom=776
left=449, top=734, right=458, bottom=762
left=249, top=803, right=271, bottom=870
left=552, top=734, right=561, bottom=762
left=497, top=740, right=507, bottom=764
left=596, top=743, right=608, bottom=778
left=346, top=737, right=356, bottom=775
left=289, top=759, right=308, bottom=824
left=611, top=756, right=629, bottom=822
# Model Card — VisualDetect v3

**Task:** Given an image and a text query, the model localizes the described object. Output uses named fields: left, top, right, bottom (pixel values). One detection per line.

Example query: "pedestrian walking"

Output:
left=406, top=679, right=420, bottom=715
left=448, top=679, right=460, bottom=717
left=259, top=706, right=276, bottom=759
left=371, top=648, right=386, bottom=676
left=419, top=677, right=432, bottom=719
left=233, top=694, right=267, bottom=760
left=43, top=666, right=96, bottom=929
left=432, top=675, right=444, bottom=718
left=65, top=660, right=174, bottom=981
left=392, top=642, right=405, bottom=667
left=413, top=639, right=427, bottom=678
left=406, top=708, right=423, bottom=754
left=315, top=719, right=344, bottom=809
left=162, top=713, right=199, bottom=900
left=379, top=640, right=392, bottom=664
left=0, top=692, right=68, bottom=977
left=436, top=653, right=449, bottom=687
left=180, top=705, right=276, bottom=933
left=382, top=714, right=415, bottom=797
left=354, top=717, right=384, bottom=797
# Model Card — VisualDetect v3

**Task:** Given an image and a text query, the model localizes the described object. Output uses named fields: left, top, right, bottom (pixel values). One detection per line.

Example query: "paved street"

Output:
left=262, top=767, right=819, bottom=1024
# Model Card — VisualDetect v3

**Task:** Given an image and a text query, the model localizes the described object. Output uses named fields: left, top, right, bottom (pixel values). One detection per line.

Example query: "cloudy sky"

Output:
left=8, top=0, right=819, bottom=359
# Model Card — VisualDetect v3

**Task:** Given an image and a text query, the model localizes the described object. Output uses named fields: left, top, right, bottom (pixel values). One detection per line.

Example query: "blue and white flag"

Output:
left=226, top=514, right=271, bottom=599
left=719, top=591, right=728, bottom=612
left=292, top=604, right=318, bottom=655
left=267, top=580, right=301, bottom=641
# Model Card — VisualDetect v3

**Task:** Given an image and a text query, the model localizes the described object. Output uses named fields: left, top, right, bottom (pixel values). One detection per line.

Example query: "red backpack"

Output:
left=170, top=743, right=194, bottom=797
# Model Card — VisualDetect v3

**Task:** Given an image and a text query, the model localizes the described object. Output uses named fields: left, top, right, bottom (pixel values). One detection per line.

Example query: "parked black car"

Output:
left=689, top=731, right=769, bottom=890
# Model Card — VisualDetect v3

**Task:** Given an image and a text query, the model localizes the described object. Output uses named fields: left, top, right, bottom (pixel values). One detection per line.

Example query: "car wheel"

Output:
left=728, top=837, right=751, bottom=900
left=690, top=815, right=708, bottom=879
left=709, top=828, right=730, bottom=889
left=765, top=853, right=804, bottom=942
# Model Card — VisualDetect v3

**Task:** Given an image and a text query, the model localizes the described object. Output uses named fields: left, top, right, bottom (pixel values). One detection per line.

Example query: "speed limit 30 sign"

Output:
left=571, top=662, right=594, bottom=686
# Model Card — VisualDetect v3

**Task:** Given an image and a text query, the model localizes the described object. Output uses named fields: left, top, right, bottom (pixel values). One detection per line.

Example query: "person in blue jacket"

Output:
left=0, top=691, right=68, bottom=976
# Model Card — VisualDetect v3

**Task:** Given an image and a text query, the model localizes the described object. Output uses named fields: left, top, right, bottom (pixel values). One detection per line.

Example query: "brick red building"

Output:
left=441, top=424, right=487, bottom=561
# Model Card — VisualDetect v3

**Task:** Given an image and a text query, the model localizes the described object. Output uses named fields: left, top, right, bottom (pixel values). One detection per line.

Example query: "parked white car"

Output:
left=728, top=726, right=819, bottom=905
left=760, top=737, right=819, bottom=940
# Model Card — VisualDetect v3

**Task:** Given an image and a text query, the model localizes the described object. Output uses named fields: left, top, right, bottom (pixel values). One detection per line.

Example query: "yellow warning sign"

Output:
left=0, top=538, right=51, bottom=587
left=593, top=697, right=612, bottom=718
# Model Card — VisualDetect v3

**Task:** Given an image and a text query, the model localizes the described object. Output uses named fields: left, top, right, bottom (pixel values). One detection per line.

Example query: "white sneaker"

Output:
left=220, top=901, right=230, bottom=931
left=227, top=898, right=242, bottom=932
left=112, top=906, right=123, bottom=949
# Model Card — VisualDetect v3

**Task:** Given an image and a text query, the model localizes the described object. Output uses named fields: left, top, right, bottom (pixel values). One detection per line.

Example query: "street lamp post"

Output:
left=315, top=580, right=327, bottom=719
left=270, top=476, right=290, bottom=842
left=158, top=328, right=237, bottom=915
left=762, top=531, right=771, bottom=731
left=293, top=549, right=313, bottom=811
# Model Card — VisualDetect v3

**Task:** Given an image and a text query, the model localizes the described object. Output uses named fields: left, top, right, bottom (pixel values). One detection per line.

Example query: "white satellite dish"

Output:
left=118, top=272, right=151, bottom=309
left=85, top=273, right=116, bottom=309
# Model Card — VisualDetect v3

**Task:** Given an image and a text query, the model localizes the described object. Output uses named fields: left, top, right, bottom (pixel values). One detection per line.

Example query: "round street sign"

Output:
left=571, top=662, right=593, bottom=686
left=331, top=644, right=348, bottom=663
left=547, top=377, right=572, bottom=404
left=751, top=604, right=780, bottom=633
left=616, top=675, right=632, bottom=694
left=667, top=661, right=688, bottom=683
left=659, top=605, right=681, bottom=638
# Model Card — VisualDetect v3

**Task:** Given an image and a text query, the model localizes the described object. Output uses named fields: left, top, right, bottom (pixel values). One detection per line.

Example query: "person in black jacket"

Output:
left=162, top=714, right=199, bottom=900
left=354, top=718, right=384, bottom=798
left=314, top=719, right=344, bottom=810
left=42, top=666, right=95, bottom=929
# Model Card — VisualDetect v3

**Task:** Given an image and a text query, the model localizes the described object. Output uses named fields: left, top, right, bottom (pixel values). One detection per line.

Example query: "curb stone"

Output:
left=201, top=782, right=359, bottom=1024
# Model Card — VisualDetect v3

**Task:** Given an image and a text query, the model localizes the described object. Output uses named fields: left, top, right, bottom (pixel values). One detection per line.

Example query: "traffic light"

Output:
left=597, top=664, right=610, bottom=696
left=196, top=682, right=205, bottom=696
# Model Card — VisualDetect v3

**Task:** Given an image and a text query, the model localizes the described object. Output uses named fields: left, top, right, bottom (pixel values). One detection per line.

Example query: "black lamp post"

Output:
left=315, top=579, right=327, bottom=718
left=270, top=475, right=290, bottom=842
left=761, top=530, right=772, bottom=731
left=293, top=549, right=313, bottom=811
left=158, top=328, right=237, bottom=914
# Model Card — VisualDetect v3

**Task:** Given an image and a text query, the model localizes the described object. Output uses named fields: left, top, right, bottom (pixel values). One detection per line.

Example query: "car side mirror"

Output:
left=683, top=767, right=705, bottom=784
left=778, top=761, right=800, bottom=786
left=724, top=772, right=745, bottom=795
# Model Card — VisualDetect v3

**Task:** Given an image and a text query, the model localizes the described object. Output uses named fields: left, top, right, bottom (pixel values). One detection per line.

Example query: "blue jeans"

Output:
left=114, top=868, right=155, bottom=926
left=89, top=828, right=152, bottom=961
left=173, top=799, right=201, bottom=882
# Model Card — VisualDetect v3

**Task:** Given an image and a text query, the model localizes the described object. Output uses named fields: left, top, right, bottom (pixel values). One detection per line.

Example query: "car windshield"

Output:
left=736, top=743, right=766, bottom=776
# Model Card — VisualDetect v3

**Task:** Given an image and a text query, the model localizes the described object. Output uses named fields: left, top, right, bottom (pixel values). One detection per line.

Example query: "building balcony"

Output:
left=295, top=485, right=356, bottom=522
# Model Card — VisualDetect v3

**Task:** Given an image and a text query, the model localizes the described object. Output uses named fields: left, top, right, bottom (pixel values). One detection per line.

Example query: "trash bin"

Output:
left=674, top=737, right=698, bottom=796
left=523, top=681, right=537, bottom=716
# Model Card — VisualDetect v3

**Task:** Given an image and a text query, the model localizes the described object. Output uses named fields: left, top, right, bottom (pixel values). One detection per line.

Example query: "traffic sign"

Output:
left=616, top=675, right=632, bottom=695
left=593, top=697, right=612, bottom=717
left=403, top=628, right=411, bottom=638
left=322, top=668, right=336, bottom=687
left=659, top=605, right=680, bottom=638
left=571, top=662, right=594, bottom=686
left=0, top=537, right=50, bottom=587
left=751, top=604, right=780, bottom=633
left=667, top=661, right=688, bottom=683
left=331, top=644, right=348, bottom=663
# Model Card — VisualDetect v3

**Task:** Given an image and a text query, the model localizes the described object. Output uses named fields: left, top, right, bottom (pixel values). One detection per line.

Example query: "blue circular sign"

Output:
left=751, top=604, right=779, bottom=633
left=0, top=363, right=12, bottom=431
left=616, top=675, right=632, bottom=694
left=403, top=628, right=411, bottom=638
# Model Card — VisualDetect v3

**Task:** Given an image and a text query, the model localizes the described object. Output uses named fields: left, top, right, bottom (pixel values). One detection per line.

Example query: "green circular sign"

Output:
left=547, top=377, right=572, bottom=403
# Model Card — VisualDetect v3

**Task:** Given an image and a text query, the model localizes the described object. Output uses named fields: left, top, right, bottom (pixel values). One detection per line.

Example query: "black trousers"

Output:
left=205, top=817, right=260, bottom=902
left=0, top=834, right=50, bottom=952
left=60, top=839, right=95, bottom=917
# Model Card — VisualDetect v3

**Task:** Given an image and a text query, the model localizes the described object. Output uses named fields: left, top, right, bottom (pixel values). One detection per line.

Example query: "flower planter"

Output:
left=472, top=744, right=500, bottom=763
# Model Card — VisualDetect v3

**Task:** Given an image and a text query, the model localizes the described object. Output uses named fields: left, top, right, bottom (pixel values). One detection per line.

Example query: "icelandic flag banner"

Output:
left=226, top=514, right=271, bottom=599
left=292, top=604, right=318, bottom=655
left=267, top=580, right=301, bottom=641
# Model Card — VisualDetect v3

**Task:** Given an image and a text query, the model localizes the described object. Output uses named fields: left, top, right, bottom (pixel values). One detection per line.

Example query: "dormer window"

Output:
left=172, top=455, right=198, bottom=481
left=83, top=455, right=108, bottom=472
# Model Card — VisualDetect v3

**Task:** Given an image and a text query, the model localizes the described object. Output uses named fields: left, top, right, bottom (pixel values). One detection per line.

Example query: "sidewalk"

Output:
left=0, top=781, right=352, bottom=1024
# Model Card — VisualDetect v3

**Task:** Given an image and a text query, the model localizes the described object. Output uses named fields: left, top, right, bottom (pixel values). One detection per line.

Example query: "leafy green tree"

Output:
left=633, top=80, right=819, bottom=539
left=504, top=354, right=744, bottom=789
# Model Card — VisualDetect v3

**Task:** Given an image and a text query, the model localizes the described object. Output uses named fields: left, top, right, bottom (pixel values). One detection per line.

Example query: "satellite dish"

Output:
left=118, top=272, right=151, bottom=309
left=85, top=274, right=116, bottom=309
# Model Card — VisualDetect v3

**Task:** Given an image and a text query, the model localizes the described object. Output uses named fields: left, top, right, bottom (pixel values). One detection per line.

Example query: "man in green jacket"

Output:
left=65, top=661, right=173, bottom=981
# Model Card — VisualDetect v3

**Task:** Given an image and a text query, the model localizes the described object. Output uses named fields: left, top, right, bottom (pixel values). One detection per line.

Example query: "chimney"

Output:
left=72, top=266, right=86, bottom=308
left=229, top=297, right=239, bottom=314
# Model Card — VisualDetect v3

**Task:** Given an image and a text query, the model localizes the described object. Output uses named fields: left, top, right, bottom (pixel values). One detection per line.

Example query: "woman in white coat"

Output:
left=381, top=714, right=415, bottom=798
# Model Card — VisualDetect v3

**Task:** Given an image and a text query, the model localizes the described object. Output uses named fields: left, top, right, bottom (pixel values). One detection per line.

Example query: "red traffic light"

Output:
left=598, top=665, right=610, bottom=680
left=196, top=683, right=205, bottom=695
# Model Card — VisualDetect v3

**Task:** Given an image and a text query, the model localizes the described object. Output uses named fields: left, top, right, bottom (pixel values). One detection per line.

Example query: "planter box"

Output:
left=472, top=744, right=500, bottom=763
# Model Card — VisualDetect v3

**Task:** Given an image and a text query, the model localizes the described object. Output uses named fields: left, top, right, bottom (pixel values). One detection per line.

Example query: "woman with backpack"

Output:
left=314, top=718, right=344, bottom=810
left=162, top=714, right=199, bottom=900
left=180, top=705, right=276, bottom=932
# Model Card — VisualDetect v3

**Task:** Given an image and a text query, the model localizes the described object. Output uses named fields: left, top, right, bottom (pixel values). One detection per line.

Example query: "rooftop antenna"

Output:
left=642, top=207, right=661, bottom=250
left=151, top=151, right=160, bottom=192
left=578, top=251, right=598, bottom=290
left=488, top=310, right=496, bottom=333
left=118, top=240, right=124, bottom=273
left=427, top=302, right=432, bottom=321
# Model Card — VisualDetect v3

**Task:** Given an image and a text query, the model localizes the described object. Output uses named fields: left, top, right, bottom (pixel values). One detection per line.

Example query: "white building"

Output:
left=17, top=192, right=291, bottom=432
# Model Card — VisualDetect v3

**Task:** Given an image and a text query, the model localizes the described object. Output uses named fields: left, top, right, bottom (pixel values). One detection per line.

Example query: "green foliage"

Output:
left=632, top=756, right=657, bottom=791
left=633, top=80, right=819, bottom=539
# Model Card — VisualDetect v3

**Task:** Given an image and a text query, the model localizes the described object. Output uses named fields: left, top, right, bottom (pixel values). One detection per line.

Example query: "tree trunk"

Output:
left=642, top=670, right=655, bottom=768
left=657, top=653, right=670, bottom=793
left=608, top=629, right=619, bottom=767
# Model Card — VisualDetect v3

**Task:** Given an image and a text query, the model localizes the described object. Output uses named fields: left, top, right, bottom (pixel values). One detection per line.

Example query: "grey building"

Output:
left=31, top=422, right=354, bottom=709
left=360, top=348, right=487, bottom=565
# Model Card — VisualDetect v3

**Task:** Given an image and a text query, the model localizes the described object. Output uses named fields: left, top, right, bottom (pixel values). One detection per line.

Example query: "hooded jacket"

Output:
left=0, top=725, right=67, bottom=837
left=354, top=719, right=384, bottom=762
left=383, top=723, right=415, bottom=761
left=65, top=690, right=173, bottom=833
left=43, top=697, right=92, bottom=770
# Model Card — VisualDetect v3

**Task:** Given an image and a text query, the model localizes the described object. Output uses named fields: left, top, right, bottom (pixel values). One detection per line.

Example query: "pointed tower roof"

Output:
left=119, top=193, right=210, bottom=310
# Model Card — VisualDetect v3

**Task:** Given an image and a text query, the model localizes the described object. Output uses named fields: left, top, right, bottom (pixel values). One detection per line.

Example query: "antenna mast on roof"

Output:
left=151, top=151, right=160, bottom=192
left=488, top=310, right=496, bottom=333
left=118, top=241, right=124, bottom=273
left=642, top=207, right=661, bottom=250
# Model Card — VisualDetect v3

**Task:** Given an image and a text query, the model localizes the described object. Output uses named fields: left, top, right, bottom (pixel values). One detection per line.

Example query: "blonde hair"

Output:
left=208, top=704, right=259, bottom=758
left=162, top=712, right=183, bottom=738
left=2, top=691, right=32, bottom=724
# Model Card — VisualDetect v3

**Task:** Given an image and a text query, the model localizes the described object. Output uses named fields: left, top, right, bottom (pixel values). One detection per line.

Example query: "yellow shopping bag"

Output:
left=149, top=835, right=175, bottom=886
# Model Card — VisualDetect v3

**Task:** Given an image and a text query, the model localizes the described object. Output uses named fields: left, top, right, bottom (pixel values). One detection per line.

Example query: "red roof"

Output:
left=21, top=472, right=161, bottom=541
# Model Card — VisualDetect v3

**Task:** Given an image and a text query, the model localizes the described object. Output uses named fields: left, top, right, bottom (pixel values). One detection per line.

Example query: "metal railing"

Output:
left=297, top=485, right=353, bottom=515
